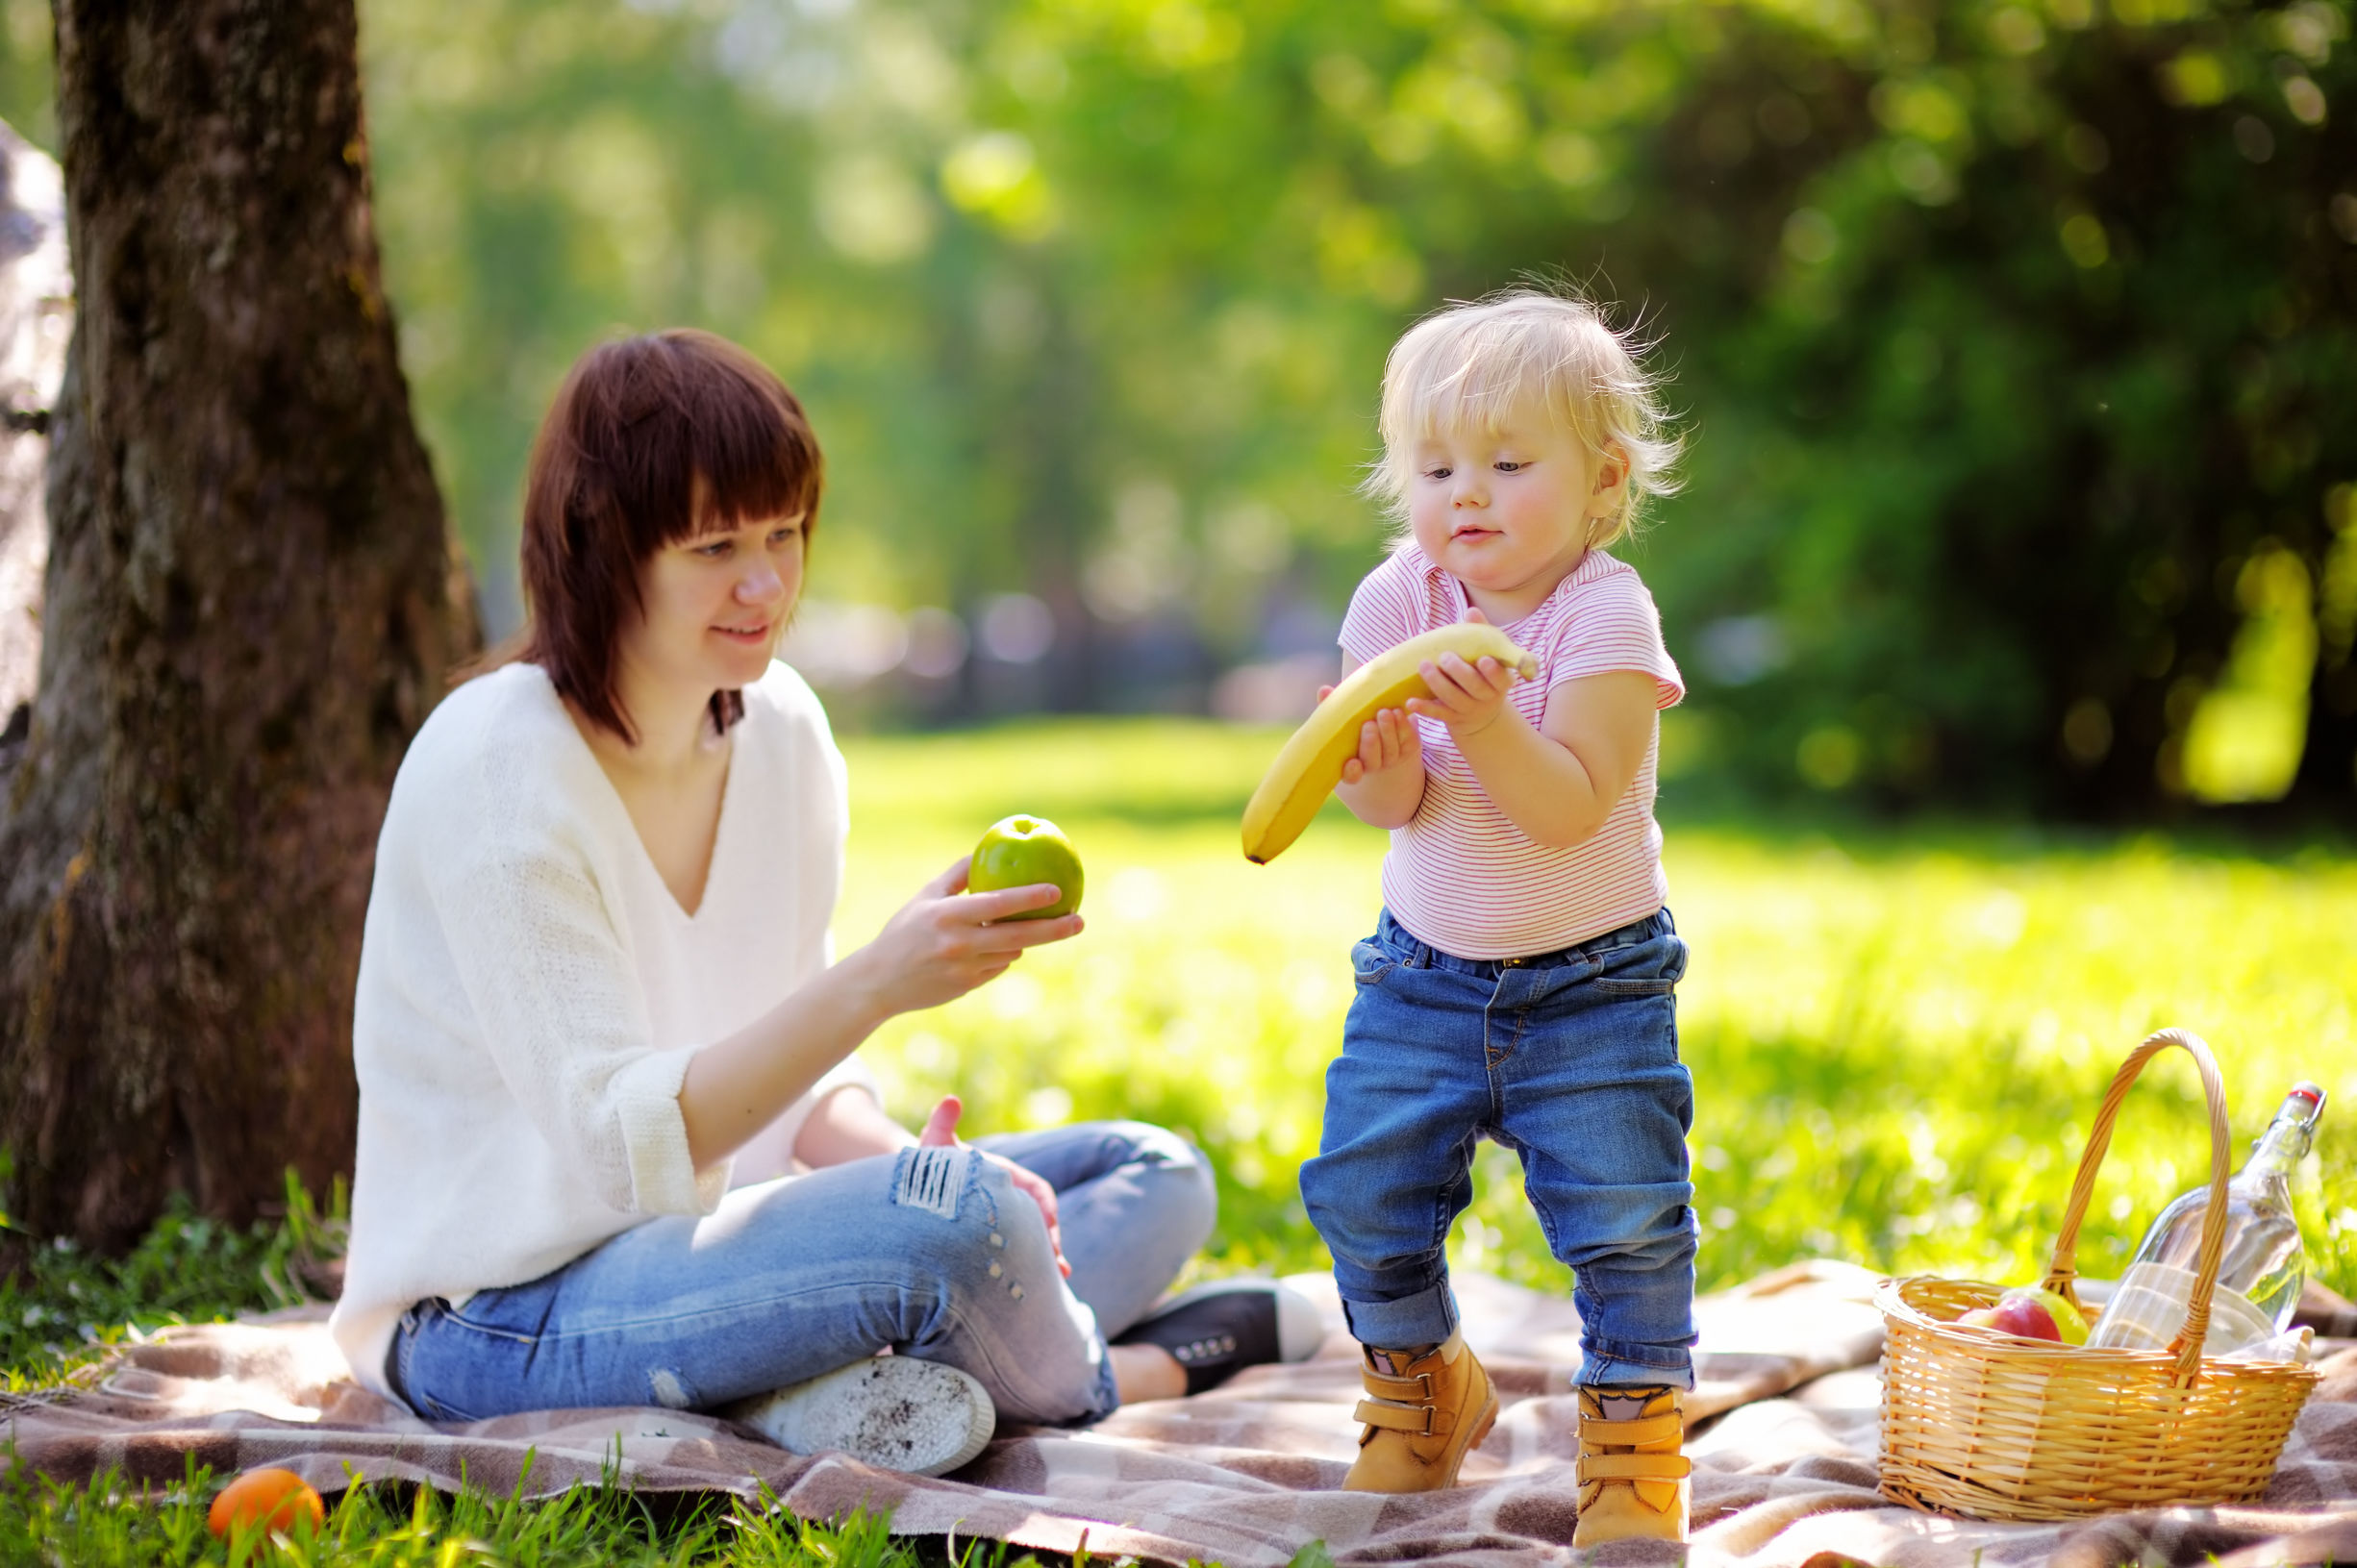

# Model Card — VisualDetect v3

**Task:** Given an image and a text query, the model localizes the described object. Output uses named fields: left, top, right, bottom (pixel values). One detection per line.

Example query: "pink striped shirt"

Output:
left=1339, top=546, right=1684, bottom=960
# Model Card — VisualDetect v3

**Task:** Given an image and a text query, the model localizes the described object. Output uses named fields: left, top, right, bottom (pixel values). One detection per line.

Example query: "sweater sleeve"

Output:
left=422, top=778, right=720, bottom=1219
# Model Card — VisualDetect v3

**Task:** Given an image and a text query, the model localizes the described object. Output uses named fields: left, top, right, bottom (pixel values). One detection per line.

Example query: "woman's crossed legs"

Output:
left=389, top=1120, right=1216, bottom=1426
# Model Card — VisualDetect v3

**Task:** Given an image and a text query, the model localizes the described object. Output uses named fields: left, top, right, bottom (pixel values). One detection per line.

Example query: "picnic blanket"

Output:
left=5, top=1262, right=2353, bottom=1567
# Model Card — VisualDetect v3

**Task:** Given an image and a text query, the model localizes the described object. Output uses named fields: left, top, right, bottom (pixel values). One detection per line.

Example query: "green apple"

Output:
left=968, top=814, right=1084, bottom=920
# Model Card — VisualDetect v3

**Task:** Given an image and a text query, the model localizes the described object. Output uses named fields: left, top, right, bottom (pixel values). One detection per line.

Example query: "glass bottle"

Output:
left=2087, top=1083, right=2326, bottom=1353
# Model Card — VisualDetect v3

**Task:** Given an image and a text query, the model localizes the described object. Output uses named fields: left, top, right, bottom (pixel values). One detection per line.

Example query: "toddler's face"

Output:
left=1405, top=401, right=1624, bottom=608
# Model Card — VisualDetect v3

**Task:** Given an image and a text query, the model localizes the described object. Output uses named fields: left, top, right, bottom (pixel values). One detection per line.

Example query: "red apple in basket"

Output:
left=1985, top=1290, right=2064, bottom=1341
left=2027, top=1287, right=2090, bottom=1344
left=1956, top=1288, right=2088, bottom=1343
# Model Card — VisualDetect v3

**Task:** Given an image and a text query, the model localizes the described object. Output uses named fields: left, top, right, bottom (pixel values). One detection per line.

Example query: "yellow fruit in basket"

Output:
left=2029, top=1287, right=2090, bottom=1345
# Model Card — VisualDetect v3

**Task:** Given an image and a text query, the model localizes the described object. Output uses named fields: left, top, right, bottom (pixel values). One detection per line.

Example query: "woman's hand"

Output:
left=846, top=859, right=1082, bottom=1022
left=918, top=1095, right=1071, bottom=1278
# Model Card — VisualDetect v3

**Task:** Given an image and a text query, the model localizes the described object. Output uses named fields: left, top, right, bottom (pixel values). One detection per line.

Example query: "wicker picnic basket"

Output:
left=1875, top=1028, right=2320, bottom=1521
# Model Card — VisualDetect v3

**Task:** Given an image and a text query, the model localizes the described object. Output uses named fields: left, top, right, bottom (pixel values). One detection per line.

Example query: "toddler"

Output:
left=1300, top=290, right=1696, bottom=1545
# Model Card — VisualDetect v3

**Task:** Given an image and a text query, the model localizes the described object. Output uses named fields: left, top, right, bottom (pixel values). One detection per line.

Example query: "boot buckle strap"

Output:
left=1577, top=1411, right=1684, bottom=1447
left=1362, top=1370, right=1433, bottom=1403
left=1353, top=1398, right=1437, bottom=1435
left=1576, top=1453, right=1693, bottom=1483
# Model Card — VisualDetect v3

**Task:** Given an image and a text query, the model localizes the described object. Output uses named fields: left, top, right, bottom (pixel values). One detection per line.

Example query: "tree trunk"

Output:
left=0, top=0, right=473, bottom=1252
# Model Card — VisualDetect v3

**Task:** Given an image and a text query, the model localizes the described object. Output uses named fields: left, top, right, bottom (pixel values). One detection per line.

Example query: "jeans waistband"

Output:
left=1376, top=907, right=1673, bottom=978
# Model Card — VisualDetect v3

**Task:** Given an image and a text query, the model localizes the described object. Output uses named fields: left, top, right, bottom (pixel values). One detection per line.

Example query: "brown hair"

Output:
left=515, top=329, right=823, bottom=742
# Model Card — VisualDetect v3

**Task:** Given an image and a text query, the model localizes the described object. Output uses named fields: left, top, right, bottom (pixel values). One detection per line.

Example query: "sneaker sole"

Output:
left=725, top=1356, right=997, bottom=1477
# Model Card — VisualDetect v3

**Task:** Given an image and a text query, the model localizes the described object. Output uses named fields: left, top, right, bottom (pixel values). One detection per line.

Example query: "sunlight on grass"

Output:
left=837, top=719, right=2357, bottom=1302
left=0, top=1458, right=1018, bottom=1568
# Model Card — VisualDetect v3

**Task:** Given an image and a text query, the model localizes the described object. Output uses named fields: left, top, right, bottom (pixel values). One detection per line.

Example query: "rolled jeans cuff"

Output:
left=1339, top=1280, right=1458, bottom=1352
left=1579, top=1332, right=1695, bottom=1391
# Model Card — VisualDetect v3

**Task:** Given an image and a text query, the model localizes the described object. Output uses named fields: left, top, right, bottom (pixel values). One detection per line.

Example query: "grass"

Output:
left=0, top=1461, right=1066, bottom=1568
left=3, top=715, right=2352, bottom=1560
left=0, top=1176, right=346, bottom=1389
left=832, top=719, right=2357, bottom=1301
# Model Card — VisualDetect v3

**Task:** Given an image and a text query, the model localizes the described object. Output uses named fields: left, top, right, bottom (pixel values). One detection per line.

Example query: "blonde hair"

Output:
left=1365, top=288, right=1680, bottom=549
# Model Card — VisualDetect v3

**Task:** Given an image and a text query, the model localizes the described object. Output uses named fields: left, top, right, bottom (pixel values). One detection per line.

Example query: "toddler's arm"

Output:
left=1407, top=621, right=1656, bottom=849
left=1326, top=653, right=1427, bottom=829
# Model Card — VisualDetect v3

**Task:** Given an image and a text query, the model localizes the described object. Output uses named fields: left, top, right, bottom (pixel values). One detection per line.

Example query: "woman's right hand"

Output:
left=848, top=858, right=1082, bottom=1019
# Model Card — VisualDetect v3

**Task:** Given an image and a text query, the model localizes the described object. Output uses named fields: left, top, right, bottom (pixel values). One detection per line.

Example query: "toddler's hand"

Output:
left=1406, top=610, right=1514, bottom=736
left=1320, top=684, right=1421, bottom=785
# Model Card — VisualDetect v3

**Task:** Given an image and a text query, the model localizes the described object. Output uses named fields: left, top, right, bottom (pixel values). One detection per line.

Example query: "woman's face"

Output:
left=625, top=510, right=807, bottom=701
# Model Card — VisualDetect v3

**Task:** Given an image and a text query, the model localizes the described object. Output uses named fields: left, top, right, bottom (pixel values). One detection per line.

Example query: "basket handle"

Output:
left=2038, top=1027, right=2232, bottom=1388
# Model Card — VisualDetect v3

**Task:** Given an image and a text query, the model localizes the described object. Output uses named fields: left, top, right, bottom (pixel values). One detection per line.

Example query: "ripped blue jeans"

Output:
left=386, top=1121, right=1216, bottom=1426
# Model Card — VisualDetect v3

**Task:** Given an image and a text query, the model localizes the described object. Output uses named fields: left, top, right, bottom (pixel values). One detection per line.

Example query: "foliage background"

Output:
left=3, top=0, right=2351, bottom=814
left=0, top=0, right=2346, bottom=1313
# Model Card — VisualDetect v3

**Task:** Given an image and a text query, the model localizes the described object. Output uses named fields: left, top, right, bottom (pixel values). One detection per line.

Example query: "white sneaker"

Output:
left=724, top=1356, right=996, bottom=1477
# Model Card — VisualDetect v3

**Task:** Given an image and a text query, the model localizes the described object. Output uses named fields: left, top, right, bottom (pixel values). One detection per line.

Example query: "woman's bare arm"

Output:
left=680, top=859, right=1079, bottom=1170
left=790, top=1083, right=918, bottom=1168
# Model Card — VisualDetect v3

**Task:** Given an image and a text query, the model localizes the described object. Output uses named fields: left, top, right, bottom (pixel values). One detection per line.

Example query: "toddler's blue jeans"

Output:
left=1300, top=908, right=1698, bottom=1389
left=387, top=1121, right=1215, bottom=1426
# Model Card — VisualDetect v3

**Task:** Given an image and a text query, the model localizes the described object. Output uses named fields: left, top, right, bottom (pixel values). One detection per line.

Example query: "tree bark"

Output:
left=0, top=0, right=473, bottom=1251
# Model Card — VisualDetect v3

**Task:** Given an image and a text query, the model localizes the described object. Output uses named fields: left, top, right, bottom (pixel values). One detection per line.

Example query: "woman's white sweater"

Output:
left=329, top=660, right=878, bottom=1396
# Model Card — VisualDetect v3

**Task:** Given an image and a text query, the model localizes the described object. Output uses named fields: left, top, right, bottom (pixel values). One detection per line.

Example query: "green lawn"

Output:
left=2, top=716, right=2350, bottom=1561
left=835, top=718, right=2356, bottom=1303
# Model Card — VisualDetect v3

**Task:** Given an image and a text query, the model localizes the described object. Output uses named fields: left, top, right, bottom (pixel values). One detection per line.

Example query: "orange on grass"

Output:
left=206, top=1466, right=325, bottom=1538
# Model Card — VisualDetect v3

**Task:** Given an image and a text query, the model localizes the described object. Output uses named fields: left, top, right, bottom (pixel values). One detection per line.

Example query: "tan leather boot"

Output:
left=1341, top=1331, right=1498, bottom=1492
left=1572, top=1384, right=1692, bottom=1545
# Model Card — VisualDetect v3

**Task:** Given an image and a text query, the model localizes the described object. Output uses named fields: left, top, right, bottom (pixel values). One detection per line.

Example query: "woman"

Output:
left=329, top=330, right=1317, bottom=1473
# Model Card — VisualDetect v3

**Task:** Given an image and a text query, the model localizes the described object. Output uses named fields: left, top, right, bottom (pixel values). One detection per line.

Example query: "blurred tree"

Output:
left=1624, top=2, right=2357, bottom=815
left=0, top=0, right=471, bottom=1250
left=4, top=0, right=2344, bottom=812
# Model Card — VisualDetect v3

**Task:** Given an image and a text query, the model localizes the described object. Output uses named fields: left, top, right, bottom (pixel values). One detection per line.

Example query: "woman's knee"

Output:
left=891, top=1150, right=1112, bottom=1421
left=888, top=1145, right=1060, bottom=1298
left=1101, top=1119, right=1218, bottom=1251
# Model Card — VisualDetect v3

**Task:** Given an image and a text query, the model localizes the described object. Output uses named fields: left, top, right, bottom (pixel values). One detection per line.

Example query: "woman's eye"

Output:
left=770, top=528, right=800, bottom=547
left=697, top=540, right=733, bottom=559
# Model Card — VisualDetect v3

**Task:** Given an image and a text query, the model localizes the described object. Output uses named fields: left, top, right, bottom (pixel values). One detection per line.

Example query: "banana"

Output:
left=1241, top=622, right=1539, bottom=863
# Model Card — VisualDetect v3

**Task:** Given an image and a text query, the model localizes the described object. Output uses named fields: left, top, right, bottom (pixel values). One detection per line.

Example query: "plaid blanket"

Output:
left=5, top=1262, right=2351, bottom=1567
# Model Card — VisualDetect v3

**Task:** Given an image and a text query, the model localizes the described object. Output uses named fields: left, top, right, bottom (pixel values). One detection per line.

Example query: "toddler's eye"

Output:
left=1494, top=460, right=1527, bottom=473
left=1422, top=465, right=1452, bottom=481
